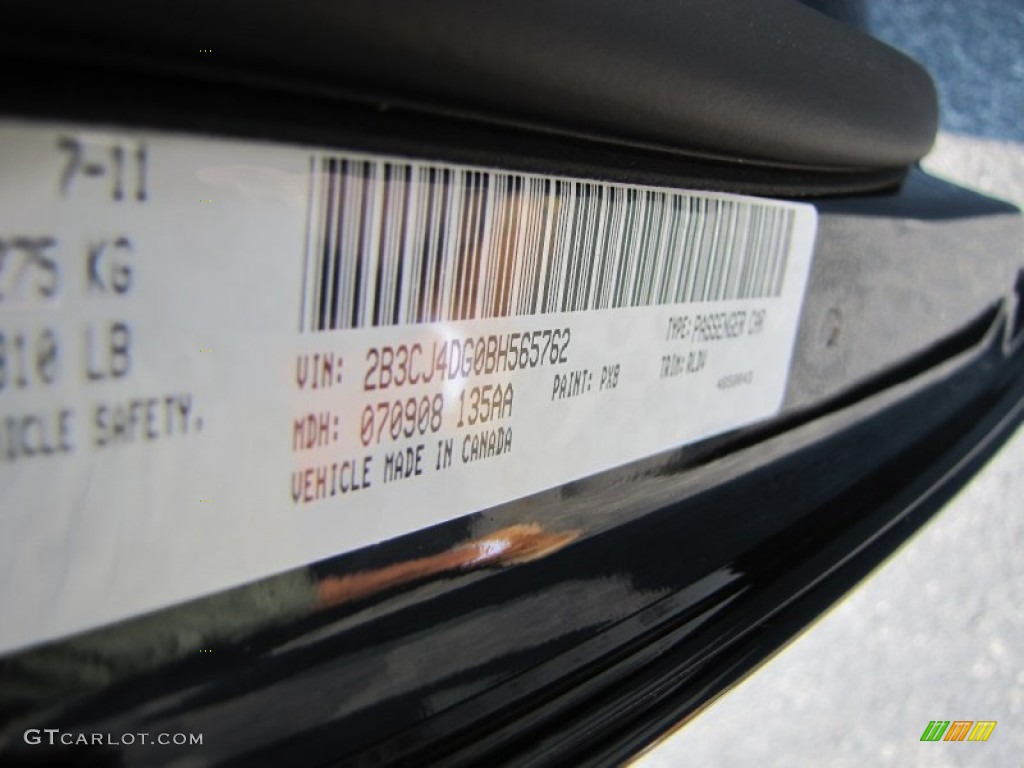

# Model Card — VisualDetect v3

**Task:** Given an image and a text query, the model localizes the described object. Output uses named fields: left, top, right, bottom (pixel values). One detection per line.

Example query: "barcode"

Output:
left=300, top=156, right=797, bottom=332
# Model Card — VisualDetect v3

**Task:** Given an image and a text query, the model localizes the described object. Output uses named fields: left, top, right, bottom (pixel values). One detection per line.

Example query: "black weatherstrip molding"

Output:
left=3, top=0, right=937, bottom=188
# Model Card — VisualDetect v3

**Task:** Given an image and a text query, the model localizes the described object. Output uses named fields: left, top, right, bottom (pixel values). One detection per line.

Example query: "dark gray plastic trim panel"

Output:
left=4, top=0, right=937, bottom=172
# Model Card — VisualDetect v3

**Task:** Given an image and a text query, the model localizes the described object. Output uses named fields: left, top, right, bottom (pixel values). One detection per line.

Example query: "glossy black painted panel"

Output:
left=0, top=17, right=1016, bottom=759
left=1, top=180, right=1021, bottom=765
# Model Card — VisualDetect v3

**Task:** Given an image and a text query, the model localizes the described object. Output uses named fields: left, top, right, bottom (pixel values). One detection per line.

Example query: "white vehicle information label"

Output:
left=0, top=120, right=817, bottom=652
